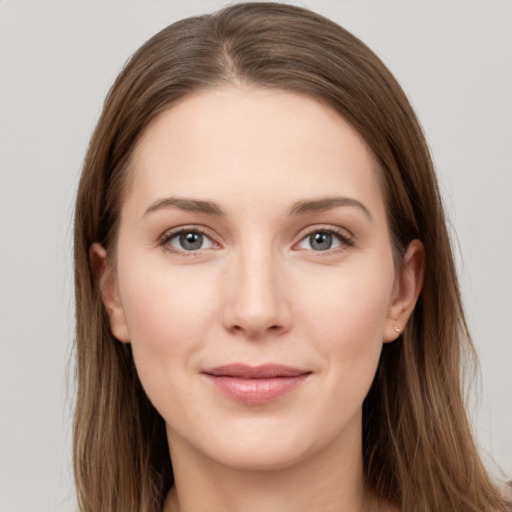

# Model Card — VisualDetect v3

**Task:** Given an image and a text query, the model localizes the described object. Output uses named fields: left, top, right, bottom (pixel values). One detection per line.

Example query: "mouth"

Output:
left=201, top=364, right=312, bottom=404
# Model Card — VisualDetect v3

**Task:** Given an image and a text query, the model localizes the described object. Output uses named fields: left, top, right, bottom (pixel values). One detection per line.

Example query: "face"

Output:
left=98, top=86, right=422, bottom=472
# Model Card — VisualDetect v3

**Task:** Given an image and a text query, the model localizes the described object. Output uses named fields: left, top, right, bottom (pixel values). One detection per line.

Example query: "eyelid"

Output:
left=293, top=225, right=355, bottom=252
left=157, top=223, right=354, bottom=255
left=159, top=225, right=221, bottom=255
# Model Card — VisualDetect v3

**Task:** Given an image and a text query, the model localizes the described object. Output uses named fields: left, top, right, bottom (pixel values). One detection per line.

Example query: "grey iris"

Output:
left=310, top=232, right=332, bottom=250
left=180, top=232, right=203, bottom=250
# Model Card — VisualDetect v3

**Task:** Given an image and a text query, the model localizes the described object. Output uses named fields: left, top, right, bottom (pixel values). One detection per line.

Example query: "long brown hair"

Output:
left=73, top=3, right=508, bottom=511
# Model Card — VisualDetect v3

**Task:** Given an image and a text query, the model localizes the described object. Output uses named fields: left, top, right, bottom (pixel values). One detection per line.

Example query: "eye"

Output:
left=162, top=228, right=216, bottom=252
left=296, top=229, right=352, bottom=251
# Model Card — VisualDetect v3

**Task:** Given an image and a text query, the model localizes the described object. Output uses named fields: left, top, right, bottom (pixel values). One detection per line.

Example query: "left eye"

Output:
left=165, top=230, right=214, bottom=251
left=297, top=231, right=345, bottom=251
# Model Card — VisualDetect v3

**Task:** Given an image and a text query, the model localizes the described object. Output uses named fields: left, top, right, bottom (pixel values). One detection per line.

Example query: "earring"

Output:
left=394, top=326, right=401, bottom=333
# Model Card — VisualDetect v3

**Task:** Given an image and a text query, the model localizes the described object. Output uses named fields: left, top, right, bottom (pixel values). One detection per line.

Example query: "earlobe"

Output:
left=384, top=239, right=425, bottom=342
left=89, top=243, right=130, bottom=343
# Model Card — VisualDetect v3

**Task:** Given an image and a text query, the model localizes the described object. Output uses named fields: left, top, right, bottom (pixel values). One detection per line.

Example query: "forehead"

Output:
left=125, top=86, right=384, bottom=218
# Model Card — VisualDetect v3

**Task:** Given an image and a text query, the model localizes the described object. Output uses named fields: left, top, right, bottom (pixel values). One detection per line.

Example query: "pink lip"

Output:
left=201, top=364, right=311, bottom=404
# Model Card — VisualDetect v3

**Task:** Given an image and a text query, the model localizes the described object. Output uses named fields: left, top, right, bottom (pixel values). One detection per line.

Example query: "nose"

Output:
left=221, top=246, right=292, bottom=340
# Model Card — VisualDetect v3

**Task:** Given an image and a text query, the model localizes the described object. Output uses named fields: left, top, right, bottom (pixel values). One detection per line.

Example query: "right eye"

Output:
left=161, top=228, right=216, bottom=253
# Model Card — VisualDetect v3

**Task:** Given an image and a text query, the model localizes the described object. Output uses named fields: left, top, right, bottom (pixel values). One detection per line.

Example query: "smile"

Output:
left=201, top=364, right=312, bottom=404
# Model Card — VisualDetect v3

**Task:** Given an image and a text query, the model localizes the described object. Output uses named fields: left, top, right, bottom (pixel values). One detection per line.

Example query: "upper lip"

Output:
left=201, top=364, right=311, bottom=379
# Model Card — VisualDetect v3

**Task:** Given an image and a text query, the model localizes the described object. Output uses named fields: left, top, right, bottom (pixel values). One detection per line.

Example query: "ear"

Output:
left=383, top=239, right=425, bottom=342
left=89, top=243, right=130, bottom=343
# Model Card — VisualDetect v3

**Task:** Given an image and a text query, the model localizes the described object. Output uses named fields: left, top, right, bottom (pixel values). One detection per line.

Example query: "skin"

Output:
left=93, top=86, right=424, bottom=512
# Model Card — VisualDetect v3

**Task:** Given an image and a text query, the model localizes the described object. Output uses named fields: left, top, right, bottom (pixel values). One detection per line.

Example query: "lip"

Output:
left=201, top=364, right=311, bottom=404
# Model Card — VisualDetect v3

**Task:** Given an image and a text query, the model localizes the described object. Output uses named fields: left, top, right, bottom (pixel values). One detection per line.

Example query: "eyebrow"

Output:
left=143, top=195, right=372, bottom=220
left=288, top=197, right=372, bottom=221
left=144, top=197, right=225, bottom=217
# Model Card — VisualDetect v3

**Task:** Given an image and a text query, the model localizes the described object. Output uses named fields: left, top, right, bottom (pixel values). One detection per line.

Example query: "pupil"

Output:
left=180, top=232, right=203, bottom=250
left=310, top=232, right=332, bottom=251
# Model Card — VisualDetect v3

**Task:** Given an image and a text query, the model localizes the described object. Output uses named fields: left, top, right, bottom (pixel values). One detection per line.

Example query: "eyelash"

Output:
left=160, top=226, right=219, bottom=256
left=294, top=226, right=355, bottom=254
left=159, top=225, right=354, bottom=256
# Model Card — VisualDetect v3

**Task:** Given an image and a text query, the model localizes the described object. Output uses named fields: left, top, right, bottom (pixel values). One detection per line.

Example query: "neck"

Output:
left=163, top=415, right=377, bottom=512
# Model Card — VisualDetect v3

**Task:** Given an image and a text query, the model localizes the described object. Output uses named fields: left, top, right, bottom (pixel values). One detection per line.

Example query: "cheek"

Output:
left=293, top=256, right=395, bottom=380
left=115, top=258, right=226, bottom=420
left=119, top=256, right=215, bottom=343
left=115, top=254, right=222, bottom=401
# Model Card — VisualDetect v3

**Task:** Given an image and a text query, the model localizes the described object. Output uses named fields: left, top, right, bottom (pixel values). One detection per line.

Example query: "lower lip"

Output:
left=203, top=374, right=310, bottom=404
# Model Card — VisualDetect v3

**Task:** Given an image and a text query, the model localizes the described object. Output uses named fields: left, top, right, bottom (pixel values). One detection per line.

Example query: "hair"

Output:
left=73, top=3, right=509, bottom=512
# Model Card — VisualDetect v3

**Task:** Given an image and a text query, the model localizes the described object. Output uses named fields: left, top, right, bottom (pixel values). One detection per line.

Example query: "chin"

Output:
left=187, top=413, right=357, bottom=473
left=209, top=440, right=313, bottom=472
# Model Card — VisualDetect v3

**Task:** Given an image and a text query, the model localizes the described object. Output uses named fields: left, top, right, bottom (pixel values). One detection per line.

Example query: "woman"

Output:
left=73, top=3, right=510, bottom=511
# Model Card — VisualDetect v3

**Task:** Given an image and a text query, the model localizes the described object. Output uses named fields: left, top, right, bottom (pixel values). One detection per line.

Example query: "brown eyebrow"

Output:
left=288, top=197, right=372, bottom=221
left=144, top=197, right=225, bottom=217
left=144, top=195, right=372, bottom=220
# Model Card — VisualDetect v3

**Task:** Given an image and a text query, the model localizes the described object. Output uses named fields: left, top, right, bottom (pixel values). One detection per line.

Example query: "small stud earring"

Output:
left=394, top=326, right=401, bottom=333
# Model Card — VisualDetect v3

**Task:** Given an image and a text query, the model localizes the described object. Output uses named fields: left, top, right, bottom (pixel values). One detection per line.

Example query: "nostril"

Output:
left=228, top=323, right=284, bottom=337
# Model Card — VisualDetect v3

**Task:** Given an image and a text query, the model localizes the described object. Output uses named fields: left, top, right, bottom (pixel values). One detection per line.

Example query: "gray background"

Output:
left=1, top=1, right=511, bottom=510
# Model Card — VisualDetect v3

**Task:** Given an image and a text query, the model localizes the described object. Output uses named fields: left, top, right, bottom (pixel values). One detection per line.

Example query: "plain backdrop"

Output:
left=0, top=1, right=511, bottom=510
